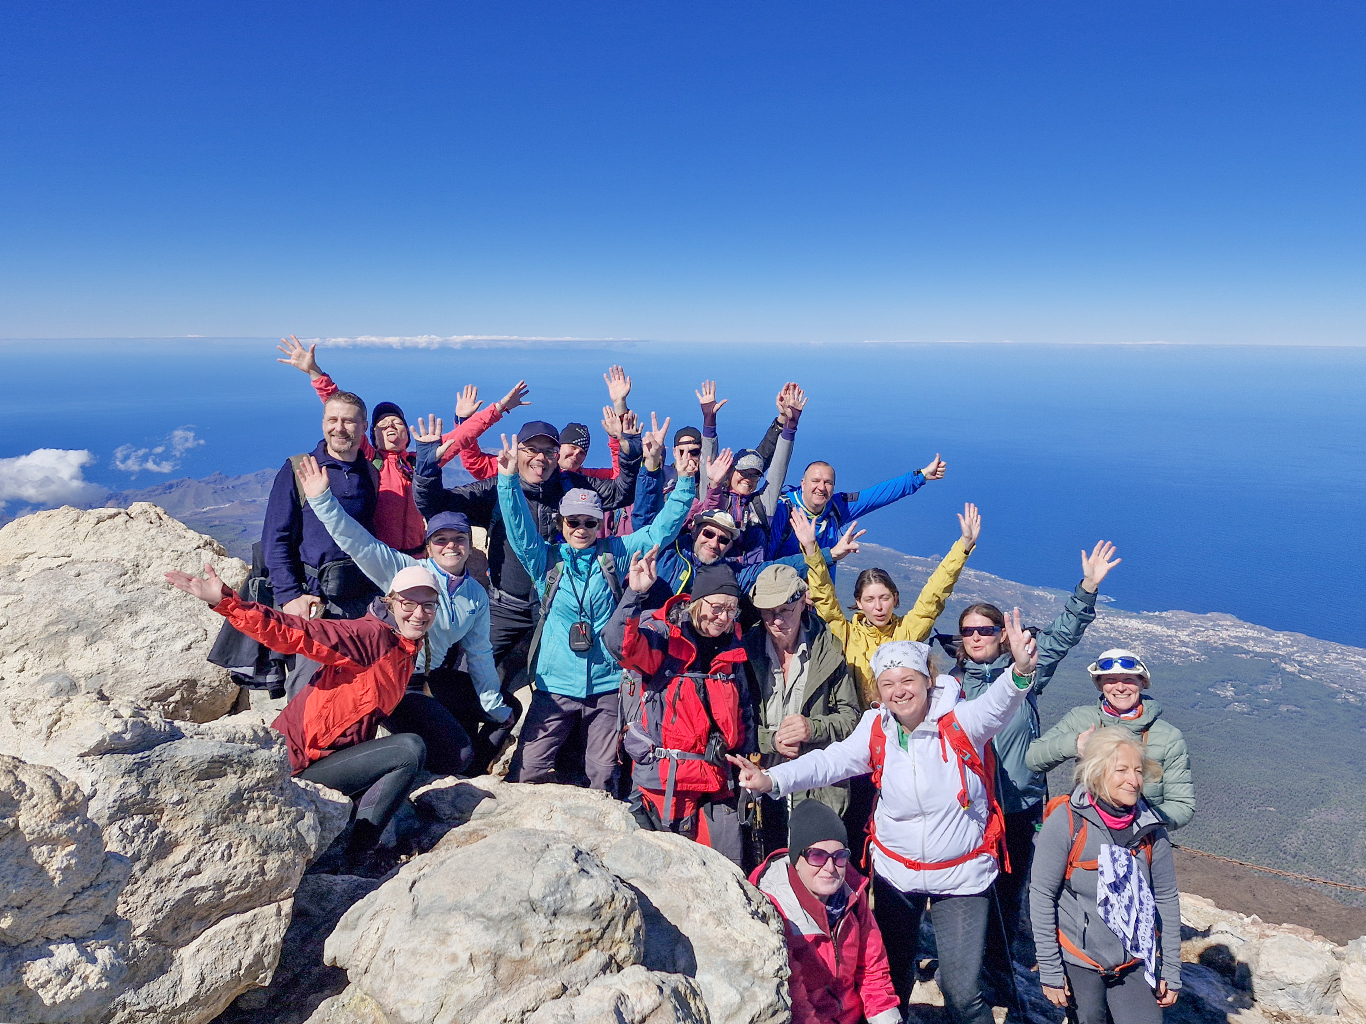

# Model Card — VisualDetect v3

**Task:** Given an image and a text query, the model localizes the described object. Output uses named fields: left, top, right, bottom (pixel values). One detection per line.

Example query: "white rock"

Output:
left=0, top=504, right=248, bottom=722
left=526, top=965, right=710, bottom=1024
left=326, top=827, right=645, bottom=1024
left=1241, top=932, right=1342, bottom=1017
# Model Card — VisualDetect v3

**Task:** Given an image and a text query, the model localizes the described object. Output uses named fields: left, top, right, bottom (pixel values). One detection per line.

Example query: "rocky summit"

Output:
left=0, top=502, right=1364, bottom=1024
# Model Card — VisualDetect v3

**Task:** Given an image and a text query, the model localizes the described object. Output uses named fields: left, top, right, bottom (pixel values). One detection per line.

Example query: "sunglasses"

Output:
left=960, top=625, right=1002, bottom=637
left=802, top=847, right=852, bottom=869
left=564, top=517, right=601, bottom=530
left=1096, top=656, right=1144, bottom=672
left=676, top=446, right=702, bottom=457
left=698, top=526, right=734, bottom=545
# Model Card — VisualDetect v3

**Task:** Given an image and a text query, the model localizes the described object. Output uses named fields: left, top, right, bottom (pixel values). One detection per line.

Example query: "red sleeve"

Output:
left=213, top=591, right=384, bottom=669
left=853, top=898, right=900, bottom=1021
left=618, top=616, right=668, bottom=677
left=460, top=445, right=498, bottom=480
left=438, top=403, right=504, bottom=469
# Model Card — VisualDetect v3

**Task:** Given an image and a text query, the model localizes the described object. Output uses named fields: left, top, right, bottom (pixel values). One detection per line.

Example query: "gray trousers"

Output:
left=1067, top=964, right=1163, bottom=1024
left=516, top=689, right=620, bottom=791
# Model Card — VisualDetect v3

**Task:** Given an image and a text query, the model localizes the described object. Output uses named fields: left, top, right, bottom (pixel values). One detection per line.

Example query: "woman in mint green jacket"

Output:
left=1027, top=648, right=1194, bottom=829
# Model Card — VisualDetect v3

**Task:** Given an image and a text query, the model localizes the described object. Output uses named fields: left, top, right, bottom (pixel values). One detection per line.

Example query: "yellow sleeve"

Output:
left=804, top=549, right=852, bottom=645
left=894, top=539, right=971, bottom=641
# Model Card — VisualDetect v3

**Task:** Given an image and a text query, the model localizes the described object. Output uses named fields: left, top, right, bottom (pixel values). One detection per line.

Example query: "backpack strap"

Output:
left=523, top=550, right=566, bottom=680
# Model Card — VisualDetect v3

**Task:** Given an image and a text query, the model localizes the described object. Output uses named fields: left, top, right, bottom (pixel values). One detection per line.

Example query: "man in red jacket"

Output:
left=750, top=801, right=900, bottom=1024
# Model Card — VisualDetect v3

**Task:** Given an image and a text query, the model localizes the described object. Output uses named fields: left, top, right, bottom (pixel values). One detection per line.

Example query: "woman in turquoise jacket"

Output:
left=498, top=430, right=699, bottom=791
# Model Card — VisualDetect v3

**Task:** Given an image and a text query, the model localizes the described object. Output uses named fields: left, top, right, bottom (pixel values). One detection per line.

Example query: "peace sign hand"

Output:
left=497, top=434, right=519, bottom=477
left=726, top=754, right=774, bottom=794
left=1081, top=540, right=1121, bottom=593
left=831, top=520, right=866, bottom=562
left=1003, top=608, right=1038, bottom=678
left=642, top=413, right=671, bottom=471
left=696, top=380, right=728, bottom=417
left=628, top=545, right=660, bottom=594
left=276, top=335, right=321, bottom=376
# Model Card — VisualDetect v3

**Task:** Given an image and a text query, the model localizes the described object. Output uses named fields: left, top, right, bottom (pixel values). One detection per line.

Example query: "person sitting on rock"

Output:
left=605, top=552, right=755, bottom=864
left=166, top=562, right=454, bottom=871
left=294, top=453, right=516, bottom=775
left=276, top=334, right=529, bottom=556
left=1027, top=649, right=1194, bottom=829
left=742, top=563, right=861, bottom=855
left=750, top=800, right=900, bottom=1024
left=496, top=433, right=698, bottom=793
left=1031, top=726, right=1181, bottom=1023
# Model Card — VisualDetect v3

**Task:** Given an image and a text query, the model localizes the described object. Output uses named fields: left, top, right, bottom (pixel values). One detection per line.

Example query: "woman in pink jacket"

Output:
left=750, top=800, right=900, bottom=1024
left=278, top=336, right=528, bottom=554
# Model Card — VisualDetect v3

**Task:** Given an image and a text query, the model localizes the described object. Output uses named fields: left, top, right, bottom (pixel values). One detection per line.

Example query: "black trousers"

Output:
left=299, top=733, right=426, bottom=850
left=384, top=691, right=472, bottom=776
left=1067, top=964, right=1163, bottom=1024
left=983, top=804, right=1044, bottom=985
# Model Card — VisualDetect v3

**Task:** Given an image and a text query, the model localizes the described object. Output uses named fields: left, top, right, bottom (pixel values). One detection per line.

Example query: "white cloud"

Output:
left=114, top=427, right=206, bottom=475
left=314, top=335, right=641, bottom=350
left=0, top=449, right=107, bottom=510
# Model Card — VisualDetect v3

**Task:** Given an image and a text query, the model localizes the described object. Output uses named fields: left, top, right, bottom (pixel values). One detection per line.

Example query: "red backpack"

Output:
left=863, top=709, right=1010, bottom=875
left=620, top=606, right=747, bottom=825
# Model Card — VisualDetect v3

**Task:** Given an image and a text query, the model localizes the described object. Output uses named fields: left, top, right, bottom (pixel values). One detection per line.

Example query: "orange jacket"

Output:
left=213, top=591, right=420, bottom=772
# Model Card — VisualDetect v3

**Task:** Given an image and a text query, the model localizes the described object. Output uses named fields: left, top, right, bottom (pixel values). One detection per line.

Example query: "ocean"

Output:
left=4, top=339, right=1364, bottom=647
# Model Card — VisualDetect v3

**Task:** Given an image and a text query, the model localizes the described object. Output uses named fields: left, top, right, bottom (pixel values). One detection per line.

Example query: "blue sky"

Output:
left=2, top=1, right=1362, bottom=343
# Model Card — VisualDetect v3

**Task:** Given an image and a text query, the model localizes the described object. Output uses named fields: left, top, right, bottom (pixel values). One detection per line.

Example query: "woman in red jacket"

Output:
left=750, top=800, right=900, bottom=1024
left=167, top=562, right=444, bottom=868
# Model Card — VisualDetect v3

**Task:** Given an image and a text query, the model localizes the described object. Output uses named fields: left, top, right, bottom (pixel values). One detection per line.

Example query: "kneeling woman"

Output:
left=1030, top=727, right=1181, bottom=1024
left=605, top=550, right=755, bottom=865
left=166, top=562, right=444, bottom=869
left=731, top=624, right=1040, bottom=1024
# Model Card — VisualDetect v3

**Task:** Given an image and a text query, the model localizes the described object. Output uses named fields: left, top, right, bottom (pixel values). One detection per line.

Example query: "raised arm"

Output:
left=494, top=434, right=551, bottom=583
left=953, top=608, right=1039, bottom=751
left=695, top=381, right=726, bottom=478
left=301, top=458, right=414, bottom=589
left=438, top=379, right=528, bottom=469
left=459, top=594, right=513, bottom=724
left=603, top=549, right=669, bottom=674
left=624, top=458, right=699, bottom=556
left=277, top=336, right=374, bottom=459
left=791, top=510, right=852, bottom=643
left=1031, top=540, right=1117, bottom=693
left=842, top=452, right=945, bottom=520
left=894, top=503, right=979, bottom=641
left=759, top=385, right=804, bottom=518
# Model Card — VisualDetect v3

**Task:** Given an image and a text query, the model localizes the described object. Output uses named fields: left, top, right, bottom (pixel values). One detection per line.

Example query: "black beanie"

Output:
left=788, top=799, right=849, bottom=865
left=370, top=401, right=405, bottom=445
left=690, top=562, right=741, bottom=601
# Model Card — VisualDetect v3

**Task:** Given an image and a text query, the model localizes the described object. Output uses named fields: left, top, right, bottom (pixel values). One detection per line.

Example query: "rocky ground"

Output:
left=2, top=502, right=1366, bottom=1024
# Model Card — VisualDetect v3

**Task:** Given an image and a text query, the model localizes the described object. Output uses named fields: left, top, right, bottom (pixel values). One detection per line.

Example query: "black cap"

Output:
left=690, top=562, right=741, bottom=601
left=673, top=426, right=702, bottom=447
left=559, top=422, right=592, bottom=450
left=370, top=401, right=404, bottom=444
left=517, top=420, right=560, bottom=445
left=788, top=799, right=849, bottom=865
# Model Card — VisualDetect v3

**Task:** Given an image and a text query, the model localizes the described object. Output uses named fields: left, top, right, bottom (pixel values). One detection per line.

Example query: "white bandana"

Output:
left=869, top=640, right=930, bottom=680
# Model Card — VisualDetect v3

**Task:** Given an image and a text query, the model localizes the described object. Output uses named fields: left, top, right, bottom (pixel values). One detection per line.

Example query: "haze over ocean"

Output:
left=4, top=338, right=1362, bottom=648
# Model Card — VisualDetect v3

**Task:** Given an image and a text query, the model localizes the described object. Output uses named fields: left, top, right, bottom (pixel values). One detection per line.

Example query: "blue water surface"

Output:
left=4, top=339, right=1363, bottom=646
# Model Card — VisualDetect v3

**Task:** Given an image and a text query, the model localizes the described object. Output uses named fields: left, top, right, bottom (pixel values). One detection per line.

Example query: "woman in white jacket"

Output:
left=730, top=615, right=1039, bottom=1024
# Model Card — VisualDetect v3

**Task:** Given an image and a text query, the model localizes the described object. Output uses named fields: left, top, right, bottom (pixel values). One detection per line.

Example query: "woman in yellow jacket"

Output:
left=788, top=504, right=980, bottom=708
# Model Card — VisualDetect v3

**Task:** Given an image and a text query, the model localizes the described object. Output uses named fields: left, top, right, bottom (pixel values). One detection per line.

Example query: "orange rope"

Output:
left=1171, top=843, right=1366, bottom=894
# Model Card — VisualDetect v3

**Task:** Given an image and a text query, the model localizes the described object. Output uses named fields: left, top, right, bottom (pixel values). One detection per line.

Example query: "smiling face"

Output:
left=692, top=523, right=734, bottom=565
left=856, top=581, right=897, bottom=628
left=960, top=611, right=1005, bottom=663
left=425, top=528, right=470, bottom=575
left=691, top=595, right=739, bottom=638
left=561, top=514, right=601, bottom=550
left=558, top=443, right=588, bottom=473
left=876, top=667, right=932, bottom=730
left=1099, top=674, right=1144, bottom=713
left=801, top=463, right=836, bottom=515
left=794, top=839, right=848, bottom=902
left=518, top=437, right=560, bottom=484
left=322, top=399, right=366, bottom=461
left=388, top=585, right=438, bottom=640
left=729, top=468, right=762, bottom=495
left=374, top=414, right=409, bottom=453
left=1103, top=743, right=1145, bottom=807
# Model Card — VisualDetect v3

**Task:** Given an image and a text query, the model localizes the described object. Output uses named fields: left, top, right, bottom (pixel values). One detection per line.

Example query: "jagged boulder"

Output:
left=0, top=503, right=248, bottom=722
left=526, top=965, right=709, bottom=1024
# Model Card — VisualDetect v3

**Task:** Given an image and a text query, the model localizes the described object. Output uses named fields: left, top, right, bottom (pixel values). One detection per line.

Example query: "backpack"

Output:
left=523, top=543, right=621, bottom=678
left=1042, top=794, right=1156, bottom=980
left=619, top=602, right=747, bottom=825
left=863, top=709, right=1010, bottom=875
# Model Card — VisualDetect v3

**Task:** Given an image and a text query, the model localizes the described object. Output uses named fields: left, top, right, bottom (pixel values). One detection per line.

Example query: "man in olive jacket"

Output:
left=743, top=563, right=862, bottom=855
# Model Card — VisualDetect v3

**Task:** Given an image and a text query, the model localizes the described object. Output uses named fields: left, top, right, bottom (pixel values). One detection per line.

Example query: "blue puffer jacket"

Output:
left=770, top=469, right=926, bottom=571
left=955, top=582, right=1098, bottom=814
left=498, top=471, right=697, bottom=698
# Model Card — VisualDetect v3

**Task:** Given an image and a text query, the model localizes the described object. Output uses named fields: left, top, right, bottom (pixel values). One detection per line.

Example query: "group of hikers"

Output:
left=165, top=338, right=1195, bottom=1024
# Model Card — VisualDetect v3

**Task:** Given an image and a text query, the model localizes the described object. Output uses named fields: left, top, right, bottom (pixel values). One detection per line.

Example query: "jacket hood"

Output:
left=655, top=593, right=745, bottom=672
left=751, top=848, right=869, bottom=938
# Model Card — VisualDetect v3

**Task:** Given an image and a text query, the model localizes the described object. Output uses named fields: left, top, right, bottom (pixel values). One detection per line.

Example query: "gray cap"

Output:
left=733, top=449, right=765, bottom=475
left=749, top=563, right=807, bottom=609
left=559, top=488, right=603, bottom=518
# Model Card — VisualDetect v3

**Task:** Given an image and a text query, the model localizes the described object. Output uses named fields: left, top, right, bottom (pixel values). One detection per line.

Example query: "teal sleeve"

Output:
left=307, top=488, right=415, bottom=588
left=1032, top=583, right=1099, bottom=696
left=497, top=473, right=550, bottom=588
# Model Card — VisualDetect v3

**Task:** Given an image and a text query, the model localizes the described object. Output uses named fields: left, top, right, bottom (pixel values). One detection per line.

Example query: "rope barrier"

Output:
left=1171, top=843, right=1366, bottom=894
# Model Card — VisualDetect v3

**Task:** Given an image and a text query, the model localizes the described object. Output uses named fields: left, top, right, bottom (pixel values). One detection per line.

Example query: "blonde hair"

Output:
left=1074, top=726, right=1162, bottom=800
left=687, top=595, right=738, bottom=635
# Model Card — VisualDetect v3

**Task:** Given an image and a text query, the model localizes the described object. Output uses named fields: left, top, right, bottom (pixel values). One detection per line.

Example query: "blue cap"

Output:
left=518, top=420, right=559, bottom=444
left=424, top=511, right=471, bottom=543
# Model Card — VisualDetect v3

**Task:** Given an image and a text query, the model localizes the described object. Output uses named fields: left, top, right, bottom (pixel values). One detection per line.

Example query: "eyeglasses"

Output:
left=802, top=847, right=852, bottom=869
left=960, top=625, right=1002, bottom=637
left=564, top=517, right=601, bottom=530
left=393, top=598, right=438, bottom=614
left=697, top=527, right=733, bottom=545
left=521, top=445, right=558, bottom=459
left=1097, top=656, right=1144, bottom=672
left=699, top=597, right=739, bottom=619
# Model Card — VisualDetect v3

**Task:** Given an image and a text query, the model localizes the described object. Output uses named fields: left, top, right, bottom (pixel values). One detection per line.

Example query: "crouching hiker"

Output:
left=750, top=800, right=900, bottom=1024
left=605, top=549, right=755, bottom=866
left=166, top=563, right=454, bottom=871
left=1030, top=727, right=1181, bottom=1023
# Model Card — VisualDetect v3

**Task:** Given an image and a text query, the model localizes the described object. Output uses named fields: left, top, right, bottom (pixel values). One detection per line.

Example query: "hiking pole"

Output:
left=989, top=886, right=1025, bottom=1023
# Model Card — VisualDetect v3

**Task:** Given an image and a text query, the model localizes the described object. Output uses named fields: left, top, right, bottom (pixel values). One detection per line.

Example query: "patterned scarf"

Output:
left=1096, top=843, right=1158, bottom=986
left=1102, top=698, right=1144, bottom=721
